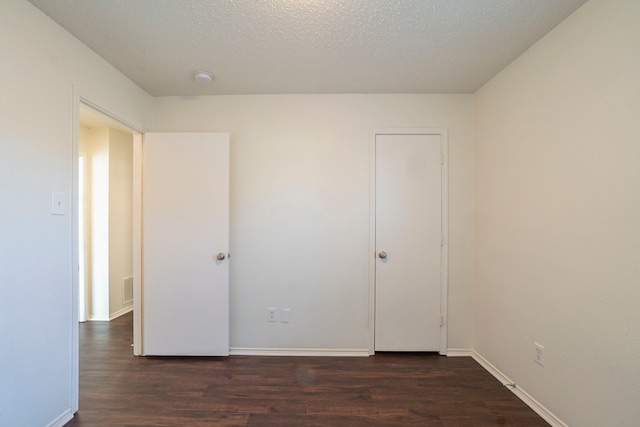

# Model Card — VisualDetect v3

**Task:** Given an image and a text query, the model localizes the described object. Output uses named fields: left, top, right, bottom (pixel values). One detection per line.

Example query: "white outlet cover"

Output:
left=267, top=308, right=278, bottom=322
left=534, top=342, right=545, bottom=367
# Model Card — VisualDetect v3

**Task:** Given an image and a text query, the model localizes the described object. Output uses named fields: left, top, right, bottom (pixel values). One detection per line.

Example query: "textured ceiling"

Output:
left=29, top=0, right=587, bottom=96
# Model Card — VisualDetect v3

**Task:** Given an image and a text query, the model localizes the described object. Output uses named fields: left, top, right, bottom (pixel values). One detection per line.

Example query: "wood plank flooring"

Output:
left=66, top=313, right=548, bottom=426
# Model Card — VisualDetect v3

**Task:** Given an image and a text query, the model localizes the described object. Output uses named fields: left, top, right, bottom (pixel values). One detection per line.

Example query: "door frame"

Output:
left=368, top=128, right=448, bottom=356
left=78, top=152, right=87, bottom=323
left=71, top=88, right=145, bottom=411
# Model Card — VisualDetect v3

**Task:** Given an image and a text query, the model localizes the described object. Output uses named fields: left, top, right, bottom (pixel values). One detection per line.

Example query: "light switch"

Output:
left=51, top=192, right=65, bottom=215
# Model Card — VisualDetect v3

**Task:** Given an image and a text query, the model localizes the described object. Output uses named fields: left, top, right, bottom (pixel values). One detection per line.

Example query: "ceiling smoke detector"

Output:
left=194, top=71, right=213, bottom=84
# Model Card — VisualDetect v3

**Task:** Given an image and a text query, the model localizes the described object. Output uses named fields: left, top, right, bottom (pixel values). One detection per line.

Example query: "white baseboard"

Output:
left=446, top=348, right=474, bottom=357
left=46, top=409, right=73, bottom=427
left=470, top=351, right=568, bottom=427
left=88, top=305, right=133, bottom=322
left=109, top=305, right=133, bottom=320
left=230, top=347, right=370, bottom=357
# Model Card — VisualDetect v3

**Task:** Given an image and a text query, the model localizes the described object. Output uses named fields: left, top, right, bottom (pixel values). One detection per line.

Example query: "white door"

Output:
left=142, top=132, right=230, bottom=356
left=374, top=132, right=443, bottom=352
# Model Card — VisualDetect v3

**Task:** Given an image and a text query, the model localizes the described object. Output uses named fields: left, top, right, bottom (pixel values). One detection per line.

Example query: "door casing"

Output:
left=368, top=128, right=448, bottom=355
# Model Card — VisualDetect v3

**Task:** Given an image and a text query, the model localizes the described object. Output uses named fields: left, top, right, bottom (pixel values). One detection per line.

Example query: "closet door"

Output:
left=374, top=133, right=442, bottom=351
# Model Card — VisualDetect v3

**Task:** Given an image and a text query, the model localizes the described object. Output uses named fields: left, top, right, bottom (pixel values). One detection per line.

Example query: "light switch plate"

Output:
left=51, top=192, right=65, bottom=215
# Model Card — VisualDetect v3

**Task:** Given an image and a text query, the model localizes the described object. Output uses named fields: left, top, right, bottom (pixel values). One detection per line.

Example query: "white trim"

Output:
left=79, top=98, right=145, bottom=135
left=46, top=408, right=74, bottom=427
left=439, top=130, right=449, bottom=355
left=446, top=348, right=474, bottom=357
left=87, top=306, right=133, bottom=322
left=132, top=132, right=143, bottom=356
left=471, top=351, right=568, bottom=427
left=369, top=128, right=449, bottom=355
left=110, top=305, right=133, bottom=320
left=230, top=347, right=370, bottom=357
left=368, top=130, right=376, bottom=355
left=70, top=86, right=80, bottom=415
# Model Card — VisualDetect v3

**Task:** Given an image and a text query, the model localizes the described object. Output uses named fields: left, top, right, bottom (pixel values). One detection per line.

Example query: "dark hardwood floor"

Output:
left=66, top=313, right=548, bottom=426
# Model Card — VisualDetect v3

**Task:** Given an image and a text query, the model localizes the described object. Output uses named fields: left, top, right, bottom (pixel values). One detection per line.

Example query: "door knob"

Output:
left=378, top=251, right=387, bottom=259
left=216, top=252, right=226, bottom=261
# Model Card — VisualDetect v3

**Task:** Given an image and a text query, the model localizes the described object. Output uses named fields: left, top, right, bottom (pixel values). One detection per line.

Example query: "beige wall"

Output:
left=108, top=129, right=134, bottom=317
left=474, top=0, right=640, bottom=425
left=85, top=126, right=110, bottom=319
left=154, top=94, right=475, bottom=351
left=79, top=125, right=92, bottom=320
left=0, top=1, right=152, bottom=425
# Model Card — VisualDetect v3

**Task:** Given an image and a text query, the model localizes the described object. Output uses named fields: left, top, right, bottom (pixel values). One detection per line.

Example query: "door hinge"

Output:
left=440, top=316, right=444, bottom=327
left=440, top=152, right=444, bottom=165
left=441, top=235, right=444, bottom=246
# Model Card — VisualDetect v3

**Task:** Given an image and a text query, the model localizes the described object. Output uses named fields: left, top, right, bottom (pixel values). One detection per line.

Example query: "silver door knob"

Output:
left=216, top=252, right=226, bottom=261
left=378, top=251, right=387, bottom=259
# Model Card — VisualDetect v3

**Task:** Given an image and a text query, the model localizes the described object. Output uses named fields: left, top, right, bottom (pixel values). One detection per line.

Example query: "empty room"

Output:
left=0, top=0, right=638, bottom=426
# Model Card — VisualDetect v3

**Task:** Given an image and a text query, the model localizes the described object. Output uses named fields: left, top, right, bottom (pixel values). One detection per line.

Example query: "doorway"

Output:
left=72, top=96, right=143, bottom=413
left=78, top=107, right=135, bottom=322
left=369, top=128, right=448, bottom=355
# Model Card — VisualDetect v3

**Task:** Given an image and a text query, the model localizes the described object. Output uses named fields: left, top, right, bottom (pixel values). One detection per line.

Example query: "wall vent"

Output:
left=122, top=276, right=133, bottom=305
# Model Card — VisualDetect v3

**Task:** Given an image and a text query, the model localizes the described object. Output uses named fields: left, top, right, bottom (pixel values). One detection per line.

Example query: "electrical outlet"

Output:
left=281, top=308, right=291, bottom=323
left=534, top=342, right=544, bottom=367
left=267, top=308, right=278, bottom=322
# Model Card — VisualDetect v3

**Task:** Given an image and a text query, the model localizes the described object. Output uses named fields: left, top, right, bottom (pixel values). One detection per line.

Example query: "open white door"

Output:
left=142, top=132, right=229, bottom=356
